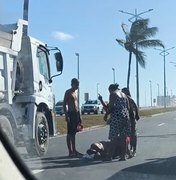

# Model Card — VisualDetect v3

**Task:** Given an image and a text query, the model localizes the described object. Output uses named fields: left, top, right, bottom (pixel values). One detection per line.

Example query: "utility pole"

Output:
left=96, top=83, right=99, bottom=100
left=149, top=80, right=152, bottom=107
left=157, top=83, right=160, bottom=96
left=112, top=68, right=115, bottom=84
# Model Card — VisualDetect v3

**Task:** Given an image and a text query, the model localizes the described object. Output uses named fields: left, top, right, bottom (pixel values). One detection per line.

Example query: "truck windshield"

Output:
left=37, top=48, right=49, bottom=79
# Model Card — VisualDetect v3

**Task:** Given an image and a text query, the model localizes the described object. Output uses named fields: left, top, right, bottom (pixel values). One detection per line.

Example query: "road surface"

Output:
left=21, top=111, right=176, bottom=180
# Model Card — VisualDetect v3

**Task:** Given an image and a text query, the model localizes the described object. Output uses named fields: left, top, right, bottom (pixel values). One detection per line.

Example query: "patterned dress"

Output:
left=108, top=91, right=131, bottom=139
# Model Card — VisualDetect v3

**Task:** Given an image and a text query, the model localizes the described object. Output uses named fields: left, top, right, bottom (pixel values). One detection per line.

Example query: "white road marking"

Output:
left=32, top=169, right=44, bottom=174
left=152, top=113, right=165, bottom=117
left=158, top=123, right=165, bottom=126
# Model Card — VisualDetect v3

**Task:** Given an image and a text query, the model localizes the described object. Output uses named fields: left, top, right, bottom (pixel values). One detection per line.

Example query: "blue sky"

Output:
left=1, top=0, right=176, bottom=107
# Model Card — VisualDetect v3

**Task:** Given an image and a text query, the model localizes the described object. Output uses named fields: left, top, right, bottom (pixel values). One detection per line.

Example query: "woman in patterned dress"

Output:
left=104, top=84, right=131, bottom=161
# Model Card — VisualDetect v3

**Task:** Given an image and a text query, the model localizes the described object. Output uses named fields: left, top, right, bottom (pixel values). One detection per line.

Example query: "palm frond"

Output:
left=124, top=41, right=134, bottom=52
left=130, top=25, right=158, bottom=42
left=116, top=39, right=125, bottom=47
left=142, top=27, right=158, bottom=38
left=131, top=47, right=146, bottom=68
left=121, top=23, right=130, bottom=41
left=121, top=23, right=130, bottom=36
left=130, top=19, right=149, bottom=35
left=138, top=39, right=164, bottom=48
left=130, top=33, right=146, bottom=42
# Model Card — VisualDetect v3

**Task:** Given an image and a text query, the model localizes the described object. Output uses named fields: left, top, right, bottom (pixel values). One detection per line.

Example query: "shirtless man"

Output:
left=63, top=78, right=82, bottom=157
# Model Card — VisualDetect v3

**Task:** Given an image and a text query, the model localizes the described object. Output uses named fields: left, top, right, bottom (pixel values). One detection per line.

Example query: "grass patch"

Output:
left=56, top=107, right=176, bottom=134
left=139, top=107, right=176, bottom=117
left=56, top=115, right=106, bottom=134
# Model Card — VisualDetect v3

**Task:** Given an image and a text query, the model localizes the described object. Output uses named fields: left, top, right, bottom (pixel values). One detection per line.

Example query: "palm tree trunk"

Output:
left=127, top=51, right=132, bottom=90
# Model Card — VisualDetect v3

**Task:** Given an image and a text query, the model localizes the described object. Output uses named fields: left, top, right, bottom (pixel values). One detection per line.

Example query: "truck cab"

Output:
left=0, top=19, right=63, bottom=156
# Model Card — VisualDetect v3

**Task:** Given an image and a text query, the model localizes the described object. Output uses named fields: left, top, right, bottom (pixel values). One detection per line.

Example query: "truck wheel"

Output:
left=0, top=115, right=14, bottom=144
left=26, top=112, right=49, bottom=157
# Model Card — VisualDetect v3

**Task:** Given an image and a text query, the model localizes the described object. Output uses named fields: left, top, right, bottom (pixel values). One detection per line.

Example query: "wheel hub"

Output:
left=38, top=123, right=48, bottom=145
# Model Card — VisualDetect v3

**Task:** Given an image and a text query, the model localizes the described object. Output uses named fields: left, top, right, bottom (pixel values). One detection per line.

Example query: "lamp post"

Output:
left=157, top=83, right=160, bottom=96
left=75, top=53, right=80, bottom=109
left=145, top=90, right=147, bottom=107
left=119, top=9, right=153, bottom=23
left=75, top=53, right=80, bottom=80
left=154, top=47, right=175, bottom=108
left=119, top=8, right=153, bottom=107
left=149, top=80, right=152, bottom=107
left=96, top=83, right=99, bottom=100
left=112, top=68, right=115, bottom=84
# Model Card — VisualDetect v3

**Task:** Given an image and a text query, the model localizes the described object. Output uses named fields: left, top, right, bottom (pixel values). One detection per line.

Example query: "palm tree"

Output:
left=116, top=19, right=164, bottom=106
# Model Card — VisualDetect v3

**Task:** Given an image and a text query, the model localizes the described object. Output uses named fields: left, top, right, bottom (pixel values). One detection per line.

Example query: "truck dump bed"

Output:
left=0, top=19, right=28, bottom=52
left=0, top=19, right=28, bottom=104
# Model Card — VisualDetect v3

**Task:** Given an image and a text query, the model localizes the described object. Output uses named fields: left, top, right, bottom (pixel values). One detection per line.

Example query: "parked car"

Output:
left=81, top=100, right=104, bottom=115
left=55, top=101, right=64, bottom=116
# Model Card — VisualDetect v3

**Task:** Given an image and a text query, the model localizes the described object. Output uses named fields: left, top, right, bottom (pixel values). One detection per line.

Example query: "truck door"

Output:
left=36, top=47, right=53, bottom=107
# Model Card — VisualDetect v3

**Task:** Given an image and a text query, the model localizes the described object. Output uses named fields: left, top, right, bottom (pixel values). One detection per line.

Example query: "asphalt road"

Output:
left=23, top=111, right=176, bottom=180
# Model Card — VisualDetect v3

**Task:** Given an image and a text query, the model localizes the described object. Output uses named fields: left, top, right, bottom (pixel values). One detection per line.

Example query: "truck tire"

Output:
left=25, top=112, right=49, bottom=157
left=0, top=115, right=14, bottom=145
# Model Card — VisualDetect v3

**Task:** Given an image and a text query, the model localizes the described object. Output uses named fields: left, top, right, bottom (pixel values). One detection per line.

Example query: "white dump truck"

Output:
left=0, top=18, right=63, bottom=156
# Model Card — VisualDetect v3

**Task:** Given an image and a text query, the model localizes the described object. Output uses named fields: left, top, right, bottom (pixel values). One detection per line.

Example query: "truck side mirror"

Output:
left=49, top=51, right=63, bottom=83
left=55, top=52, right=63, bottom=72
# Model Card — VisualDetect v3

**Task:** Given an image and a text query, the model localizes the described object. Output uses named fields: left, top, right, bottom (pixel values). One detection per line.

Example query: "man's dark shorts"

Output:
left=67, top=111, right=81, bottom=135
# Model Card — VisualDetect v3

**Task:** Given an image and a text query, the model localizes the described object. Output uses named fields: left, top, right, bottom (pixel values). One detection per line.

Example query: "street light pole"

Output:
left=157, top=83, right=160, bottom=106
left=119, top=8, right=153, bottom=107
left=96, top=83, right=99, bottom=100
left=157, top=83, right=160, bottom=96
left=154, top=47, right=175, bottom=108
left=75, top=53, right=80, bottom=109
left=75, top=53, right=80, bottom=80
left=149, top=80, right=152, bottom=107
left=112, top=68, right=115, bottom=84
left=119, top=9, right=153, bottom=23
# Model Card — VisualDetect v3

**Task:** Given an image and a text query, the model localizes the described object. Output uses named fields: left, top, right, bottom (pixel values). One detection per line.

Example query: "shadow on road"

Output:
left=106, top=156, right=176, bottom=180
left=29, top=155, right=116, bottom=170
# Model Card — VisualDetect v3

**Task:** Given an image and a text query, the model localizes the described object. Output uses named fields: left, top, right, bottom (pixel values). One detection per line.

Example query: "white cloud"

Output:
left=52, top=31, right=74, bottom=41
